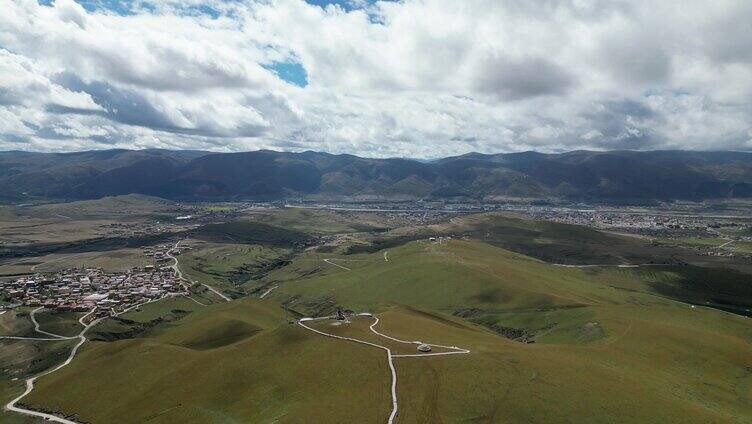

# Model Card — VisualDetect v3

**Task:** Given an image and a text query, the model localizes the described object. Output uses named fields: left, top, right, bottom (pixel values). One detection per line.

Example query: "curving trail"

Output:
left=3, top=295, right=178, bottom=423
left=200, top=283, right=231, bottom=302
left=717, top=239, right=735, bottom=249
left=323, top=258, right=351, bottom=271
left=168, top=239, right=230, bottom=302
left=298, top=314, right=469, bottom=424
left=3, top=239, right=227, bottom=422
left=368, top=320, right=470, bottom=358
left=259, top=285, right=278, bottom=299
left=184, top=295, right=209, bottom=306
left=552, top=263, right=673, bottom=268
left=29, top=307, right=78, bottom=340
left=3, top=308, right=100, bottom=423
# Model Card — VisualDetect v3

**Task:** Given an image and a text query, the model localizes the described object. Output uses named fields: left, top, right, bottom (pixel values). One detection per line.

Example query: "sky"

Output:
left=0, top=0, right=751, bottom=158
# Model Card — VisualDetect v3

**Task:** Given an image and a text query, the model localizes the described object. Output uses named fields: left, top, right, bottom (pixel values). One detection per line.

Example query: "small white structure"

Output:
left=83, top=293, right=108, bottom=302
left=417, top=344, right=432, bottom=352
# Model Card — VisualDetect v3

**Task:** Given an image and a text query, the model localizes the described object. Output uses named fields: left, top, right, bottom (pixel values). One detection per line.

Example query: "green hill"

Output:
left=19, top=239, right=752, bottom=423
left=24, top=299, right=392, bottom=423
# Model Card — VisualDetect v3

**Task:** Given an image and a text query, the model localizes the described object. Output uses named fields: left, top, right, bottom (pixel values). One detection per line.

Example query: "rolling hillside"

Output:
left=19, top=240, right=752, bottom=423
left=1, top=149, right=752, bottom=202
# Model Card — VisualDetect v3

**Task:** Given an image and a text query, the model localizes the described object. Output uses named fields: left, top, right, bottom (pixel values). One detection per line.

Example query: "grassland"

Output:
left=89, top=295, right=213, bottom=342
left=34, top=309, right=86, bottom=338
left=0, top=310, right=79, bottom=423
left=246, top=207, right=390, bottom=234
left=655, top=236, right=728, bottom=248
left=13, top=237, right=750, bottom=423
left=3, top=207, right=752, bottom=423
left=25, top=299, right=393, bottom=423
left=0, top=205, right=16, bottom=221
left=193, top=221, right=310, bottom=247
left=0, top=248, right=151, bottom=277
left=0, top=218, right=122, bottom=246
left=347, top=213, right=685, bottom=266
left=177, top=242, right=292, bottom=298
left=21, top=295, right=752, bottom=423
left=0, top=195, right=192, bottom=273
left=735, top=242, right=752, bottom=253
left=1, top=308, right=36, bottom=337
left=17, top=194, right=180, bottom=220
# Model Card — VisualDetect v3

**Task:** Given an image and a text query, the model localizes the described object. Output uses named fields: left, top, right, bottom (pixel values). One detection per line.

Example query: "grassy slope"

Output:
left=21, top=296, right=752, bottom=423
left=20, top=194, right=178, bottom=220
left=14, top=239, right=752, bottom=423
left=89, top=296, right=212, bottom=341
left=248, top=208, right=389, bottom=234
left=193, top=221, right=309, bottom=247
left=349, top=213, right=688, bottom=266
left=34, top=310, right=85, bottom=338
left=0, top=310, right=78, bottom=423
left=655, top=236, right=727, bottom=247
left=25, top=299, right=391, bottom=423
left=267, top=240, right=752, bottom=421
left=270, top=240, right=662, bottom=316
left=0, top=205, right=16, bottom=221
left=177, top=242, right=291, bottom=298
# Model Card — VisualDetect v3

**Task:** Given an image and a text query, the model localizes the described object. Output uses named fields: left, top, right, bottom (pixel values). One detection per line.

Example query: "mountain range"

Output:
left=1, top=149, right=751, bottom=203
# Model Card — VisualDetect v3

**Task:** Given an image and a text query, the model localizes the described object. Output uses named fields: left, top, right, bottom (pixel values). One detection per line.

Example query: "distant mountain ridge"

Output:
left=1, top=149, right=751, bottom=203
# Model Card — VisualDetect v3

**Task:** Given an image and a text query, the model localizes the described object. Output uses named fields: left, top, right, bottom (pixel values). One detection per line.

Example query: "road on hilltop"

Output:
left=298, top=314, right=470, bottom=424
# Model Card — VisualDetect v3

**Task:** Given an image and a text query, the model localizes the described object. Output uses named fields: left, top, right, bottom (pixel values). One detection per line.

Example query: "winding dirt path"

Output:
left=551, top=263, right=673, bottom=268
left=259, top=285, right=278, bottom=299
left=2, top=294, right=180, bottom=423
left=3, top=308, right=100, bottom=423
left=298, top=314, right=469, bottom=424
left=168, top=239, right=230, bottom=302
left=323, top=258, right=352, bottom=271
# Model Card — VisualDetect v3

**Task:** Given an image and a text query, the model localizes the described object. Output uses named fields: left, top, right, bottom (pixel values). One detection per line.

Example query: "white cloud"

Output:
left=0, top=0, right=750, bottom=156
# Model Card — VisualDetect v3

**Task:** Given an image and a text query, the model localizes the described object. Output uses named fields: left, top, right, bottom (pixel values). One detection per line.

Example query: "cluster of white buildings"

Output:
left=525, top=208, right=748, bottom=235
left=144, top=243, right=191, bottom=263
left=2, top=266, right=186, bottom=317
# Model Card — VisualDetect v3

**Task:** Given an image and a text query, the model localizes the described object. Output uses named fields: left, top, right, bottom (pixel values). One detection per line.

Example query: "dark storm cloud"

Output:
left=580, top=99, right=662, bottom=149
left=598, top=29, right=672, bottom=85
left=474, top=56, right=575, bottom=100
left=49, top=72, right=267, bottom=138
left=53, top=72, right=183, bottom=130
left=0, top=133, right=31, bottom=143
left=702, top=2, right=752, bottom=65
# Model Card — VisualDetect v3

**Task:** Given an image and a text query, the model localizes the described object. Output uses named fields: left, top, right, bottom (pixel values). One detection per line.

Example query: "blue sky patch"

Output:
left=37, top=0, right=222, bottom=18
left=263, top=62, right=309, bottom=88
left=39, top=0, right=139, bottom=15
left=305, top=0, right=359, bottom=11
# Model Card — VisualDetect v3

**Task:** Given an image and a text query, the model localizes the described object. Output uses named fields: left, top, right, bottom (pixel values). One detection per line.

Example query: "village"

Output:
left=0, top=243, right=191, bottom=319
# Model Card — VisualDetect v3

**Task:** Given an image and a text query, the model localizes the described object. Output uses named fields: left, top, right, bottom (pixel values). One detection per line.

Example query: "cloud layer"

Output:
left=1, top=0, right=751, bottom=157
